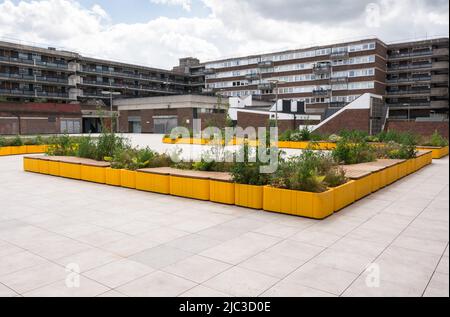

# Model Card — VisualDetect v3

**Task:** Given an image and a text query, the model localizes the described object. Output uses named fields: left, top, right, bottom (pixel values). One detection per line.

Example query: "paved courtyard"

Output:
left=0, top=154, right=448, bottom=297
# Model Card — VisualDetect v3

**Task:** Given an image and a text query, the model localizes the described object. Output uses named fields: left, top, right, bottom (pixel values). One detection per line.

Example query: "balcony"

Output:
left=388, top=63, right=432, bottom=71
left=313, top=63, right=331, bottom=74
left=386, top=102, right=431, bottom=109
left=0, top=73, right=70, bottom=84
left=202, top=88, right=214, bottom=94
left=330, top=76, right=348, bottom=84
left=203, top=68, right=216, bottom=75
left=0, top=88, right=70, bottom=99
left=257, top=83, right=273, bottom=90
left=431, top=75, right=449, bottom=83
left=433, top=48, right=449, bottom=57
left=386, top=76, right=431, bottom=84
left=245, top=73, right=259, bottom=80
left=0, top=56, right=69, bottom=70
left=330, top=51, right=349, bottom=59
left=430, top=100, right=449, bottom=108
left=312, top=88, right=331, bottom=96
left=431, top=87, right=449, bottom=96
left=329, top=101, right=347, bottom=108
left=388, top=50, right=432, bottom=59
left=257, top=61, right=274, bottom=68
left=432, top=61, right=449, bottom=70
left=386, top=89, right=431, bottom=96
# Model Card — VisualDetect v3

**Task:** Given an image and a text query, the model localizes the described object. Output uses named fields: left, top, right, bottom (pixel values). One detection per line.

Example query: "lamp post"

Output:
left=101, top=90, right=121, bottom=132
left=268, top=79, right=286, bottom=128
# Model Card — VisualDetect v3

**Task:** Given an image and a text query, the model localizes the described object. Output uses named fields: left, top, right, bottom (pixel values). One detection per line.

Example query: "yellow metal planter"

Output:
left=210, top=180, right=235, bottom=205
left=277, top=141, right=291, bottom=149
left=371, top=171, right=382, bottom=192
left=234, top=184, right=263, bottom=209
left=397, top=161, right=408, bottom=179
left=81, top=165, right=106, bottom=184
left=47, top=160, right=60, bottom=176
left=354, top=174, right=373, bottom=201
left=136, top=170, right=170, bottom=194
left=333, top=181, right=356, bottom=212
left=0, top=147, right=11, bottom=156
left=417, top=146, right=449, bottom=159
left=25, top=145, right=47, bottom=154
left=9, top=145, right=27, bottom=155
left=59, top=162, right=81, bottom=180
left=263, top=186, right=334, bottom=219
left=170, top=175, right=210, bottom=200
left=105, top=168, right=121, bottom=186
left=386, top=165, right=399, bottom=185
left=120, top=169, right=136, bottom=189
left=23, top=157, right=40, bottom=173
left=38, top=158, right=50, bottom=175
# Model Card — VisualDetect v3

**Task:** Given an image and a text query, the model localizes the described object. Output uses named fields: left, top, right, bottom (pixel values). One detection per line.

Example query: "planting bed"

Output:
left=0, top=145, right=48, bottom=156
left=23, top=150, right=433, bottom=220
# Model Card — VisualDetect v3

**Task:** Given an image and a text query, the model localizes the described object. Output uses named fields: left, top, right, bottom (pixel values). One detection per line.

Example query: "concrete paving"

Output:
left=0, top=153, right=448, bottom=297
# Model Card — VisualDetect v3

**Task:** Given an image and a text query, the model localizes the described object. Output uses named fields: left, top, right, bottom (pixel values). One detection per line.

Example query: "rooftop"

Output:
left=0, top=135, right=448, bottom=297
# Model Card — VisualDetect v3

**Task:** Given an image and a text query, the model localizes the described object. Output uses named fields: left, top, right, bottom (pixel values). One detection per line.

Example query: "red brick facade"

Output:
left=0, top=102, right=82, bottom=135
left=315, top=109, right=371, bottom=135
left=385, top=120, right=449, bottom=139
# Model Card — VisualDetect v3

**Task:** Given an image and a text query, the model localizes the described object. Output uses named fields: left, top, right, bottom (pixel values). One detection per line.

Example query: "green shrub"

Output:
left=270, top=150, right=346, bottom=193
left=423, top=131, right=449, bottom=147
left=46, top=134, right=76, bottom=156
left=0, top=137, right=6, bottom=147
left=230, top=144, right=271, bottom=185
left=10, top=135, right=23, bottom=146
left=332, top=138, right=376, bottom=164
left=339, top=130, right=369, bottom=142
left=77, top=136, right=97, bottom=159
left=95, top=132, right=128, bottom=161
left=376, top=130, right=420, bottom=145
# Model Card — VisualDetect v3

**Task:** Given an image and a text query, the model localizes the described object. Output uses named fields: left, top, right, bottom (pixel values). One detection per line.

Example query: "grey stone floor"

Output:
left=0, top=155, right=448, bottom=297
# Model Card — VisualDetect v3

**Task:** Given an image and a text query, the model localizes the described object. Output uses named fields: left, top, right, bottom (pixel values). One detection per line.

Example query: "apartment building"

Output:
left=0, top=41, right=204, bottom=105
left=203, top=37, right=449, bottom=119
left=203, top=38, right=388, bottom=115
left=386, top=38, right=449, bottom=119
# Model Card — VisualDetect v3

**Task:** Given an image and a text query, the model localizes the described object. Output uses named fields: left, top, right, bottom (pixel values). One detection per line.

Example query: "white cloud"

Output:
left=150, top=0, right=192, bottom=12
left=0, top=0, right=448, bottom=69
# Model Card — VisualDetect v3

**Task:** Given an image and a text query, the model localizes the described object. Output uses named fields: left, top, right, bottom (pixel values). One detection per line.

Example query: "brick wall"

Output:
left=0, top=102, right=82, bottom=135
left=385, top=120, right=449, bottom=139
left=315, top=109, right=370, bottom=135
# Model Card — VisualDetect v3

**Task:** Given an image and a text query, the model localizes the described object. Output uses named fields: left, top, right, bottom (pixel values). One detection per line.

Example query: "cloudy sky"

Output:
left=0, top=0, right=448, bottom=69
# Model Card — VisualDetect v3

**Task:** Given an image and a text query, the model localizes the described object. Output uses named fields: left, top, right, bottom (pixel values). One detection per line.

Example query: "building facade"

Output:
left=0, top=41, right=204, bottom=104
left=386, top=38, right=449, bottom=119
left=203, top=37, right=449, bottom=119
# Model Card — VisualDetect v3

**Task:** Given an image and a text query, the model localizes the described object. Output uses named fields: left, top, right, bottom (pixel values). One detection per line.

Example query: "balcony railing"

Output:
left=386, top=76, right=432, bottom=83
left=386, top=89, right=431, bottom=95
left=312, top=89, right=331, bottom=96
left=257, top=61, right=274, bottom=68
left=388, top=50, right=432, bottom=59
left=0, top=56, right=69, bottom=70
left=0, top=88, right=70, bottom=98
left=0, top=73, right=69, bottom=84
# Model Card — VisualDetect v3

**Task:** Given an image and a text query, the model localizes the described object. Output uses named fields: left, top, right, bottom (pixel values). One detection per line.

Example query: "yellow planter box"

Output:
left=354, top=174, right=373, bottom=201
left=48, top=161, right=60, bottom=176
left=37, top=158, right=49, bottom=174
left=371, top=171, right=382, bottom=192
left=406, top=159, right=415, bottom=175
left=176, top=138, right=192, bottom=144
left=235, top=184, right=263, bottom=209
left=162, top=137, right=177, bottom=144
left=210, top=180, right=235, bottom=205
left=192, top=138, right=209, bottom=145
left=263, top=186, right=334, bottom=219
left=81, top=165, right=106, bottom=184
left=397, top=161, right=408, bottom=179
left=333, top=181, right=356, bottom=212
left=277, top=141, right=291, bottom=149
left=0, top=147, right=11, bottom=156
left=417, top=146, right=449, bottom=159
left=25, top=145, right=47, bottom=154
left=386, top=165, right=399, bottom=185
left=105, top=168, right=121, bottom=186
left=59, top=162, right=81, bottom=180
left=170, top=175, right=210, bottom=200
left=23, top=157, right=40, bottom=173
left=10, top=145, right=27, bottom=155
left=120, top=169, right=136, bottom=189
left=136, top=170, right=170, bottom=194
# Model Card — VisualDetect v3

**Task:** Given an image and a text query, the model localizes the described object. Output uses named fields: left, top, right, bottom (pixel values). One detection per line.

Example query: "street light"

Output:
left=101, top=90, right=121, bottom=132
left=267, top=79, right=287, bottom=128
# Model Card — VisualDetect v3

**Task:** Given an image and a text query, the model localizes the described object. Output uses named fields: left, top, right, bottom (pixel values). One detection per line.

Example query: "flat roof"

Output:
left=114, top=94, right=226, bottom=110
